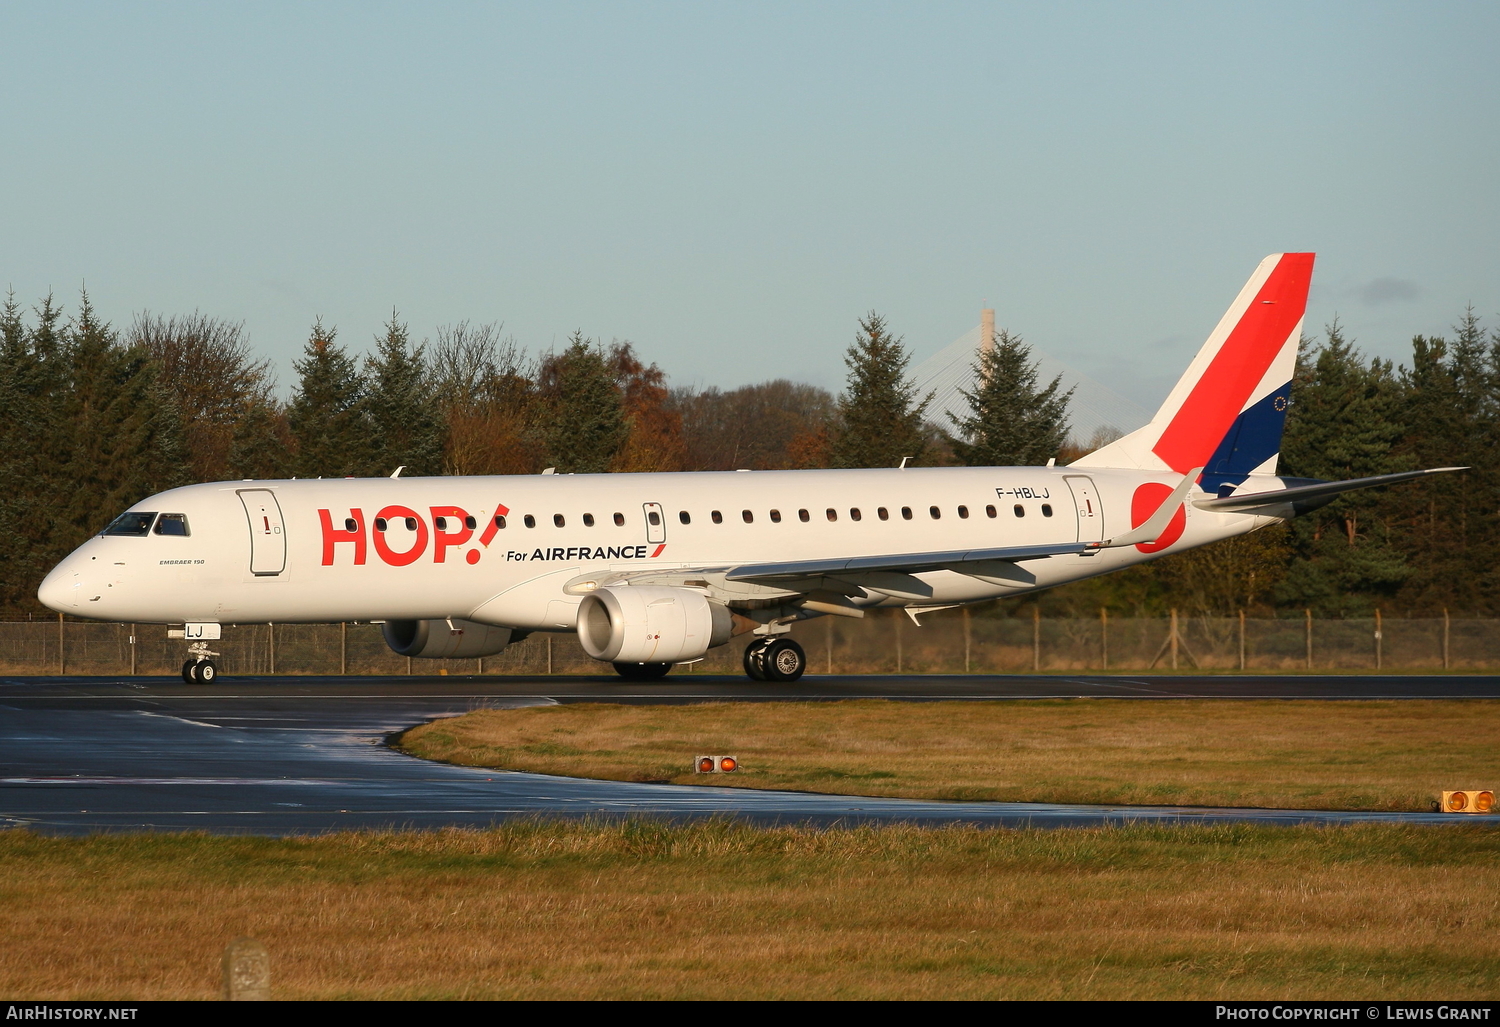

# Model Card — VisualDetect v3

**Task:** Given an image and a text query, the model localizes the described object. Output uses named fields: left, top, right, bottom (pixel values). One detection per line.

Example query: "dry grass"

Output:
left=0, top=822, right=1497, bottom=1000
left=398, top=699, right=1500, bottom=811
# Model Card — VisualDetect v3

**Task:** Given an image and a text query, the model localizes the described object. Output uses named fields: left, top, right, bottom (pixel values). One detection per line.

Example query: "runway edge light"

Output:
left=696, top=756, right=738, bottom=774
left=1441, top=790, right=1495, bottom=814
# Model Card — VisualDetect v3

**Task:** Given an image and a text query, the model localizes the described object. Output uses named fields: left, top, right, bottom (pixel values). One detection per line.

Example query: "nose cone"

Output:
left=37, top=556, right=81, bottom=613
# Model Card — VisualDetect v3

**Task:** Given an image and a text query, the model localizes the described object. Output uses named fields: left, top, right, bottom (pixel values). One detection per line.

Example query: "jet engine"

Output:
left=577, top=586, right=732, bottom=664
left=382, top=618, right=513, bottom=659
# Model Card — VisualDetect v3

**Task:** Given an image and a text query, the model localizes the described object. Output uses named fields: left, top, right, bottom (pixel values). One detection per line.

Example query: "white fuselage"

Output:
left=38, top=466, right=1278, bottom=631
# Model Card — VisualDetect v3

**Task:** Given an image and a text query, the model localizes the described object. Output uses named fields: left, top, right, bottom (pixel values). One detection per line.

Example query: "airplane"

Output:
left=37, top=253, right=1459, bottom=684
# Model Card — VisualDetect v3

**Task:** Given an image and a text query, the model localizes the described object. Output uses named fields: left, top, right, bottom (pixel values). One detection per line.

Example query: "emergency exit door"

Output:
left=643, top=502, right=667, bottom=545
left=1064, top=476, right=1104, bottom=544
left=238, top=489, right=286, bottom=575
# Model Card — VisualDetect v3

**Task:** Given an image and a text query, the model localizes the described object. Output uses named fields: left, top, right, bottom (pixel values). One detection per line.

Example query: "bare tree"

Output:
left=131, top=312, right=275, bottom=480
left=429, top=321, right=540, bottom=475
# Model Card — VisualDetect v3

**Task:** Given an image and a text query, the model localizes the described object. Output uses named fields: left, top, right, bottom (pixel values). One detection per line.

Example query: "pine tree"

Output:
left=539, top=332, right=627, bottom=473
left=56, top=290, right=189, bottom=553
left=364, top=311, right=443, bottom=476
left=287, top=319, right=371, bottom=477
left=1388, top=308, right=1498, bottom=610
left=951, top=328, right=1073, bottom=466
left=1275, top=321, right=1409, bottom=614
left=827, top=313, right=930, bottom=468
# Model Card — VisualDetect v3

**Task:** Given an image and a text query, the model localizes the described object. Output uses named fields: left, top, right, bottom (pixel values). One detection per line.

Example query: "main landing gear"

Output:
left=181, top=641, right=220, bottom=684
left=743, top=636, right=806, bottom=682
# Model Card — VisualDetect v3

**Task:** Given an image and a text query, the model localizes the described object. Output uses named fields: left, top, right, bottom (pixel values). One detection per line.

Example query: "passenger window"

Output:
left=554, top=514, right=566, bottom=527
left=375, top=517, right=389, bottom=531
left=1013, top=505, right=1025, bottom=518
left=464, top=515, right=477, bottom=530
left=770, top=509, right=782, bottom=523
left=901, top=507, right=913, bottom=520
left=826, top=508, right=838, bottom=522
left=613, top=512, right=625, bottom=526
left=524, top=515, right=537, bottom=528
left=583, top=513, right=595, bottom=527
left=798, top=509, right=810, bottom=522
left=678, top=511, right=690, bottom=525
left=850, top=508, right=861, bottom=521
left=711, top=510, right=723, bottom=524
left=742, top=510, right=754, bottom=523
left=986, top=505, right=997, bottom=518
left=344, top=517, right=358, bottom=532
left=957, top=506, right=969, bottom=519
left=405, top=517, right=418, bottom=531
left=877, top=507, right=889, bottom=520
left=435, top=516, right=448, bottom=531
left=495, top=515, right=507, bottom=529
left=647, top=511, right=660, bottom=526
left=1042, top=504, right=1053, bottom=517
left=929, top=506, right=941, bottom=519
left=154, top=513, right=190, bottom=536
left=102, top=511, right=156, bottom=536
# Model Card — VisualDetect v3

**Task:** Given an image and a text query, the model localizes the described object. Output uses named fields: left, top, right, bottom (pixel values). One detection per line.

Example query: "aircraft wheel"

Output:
left=763, top=638, right=807, bottom=682
left=742, top=638, right=772, bottom=681
left=181, top=660, right=198, bottom=684
left=612, top=662, right=672, bottom=681
left=197, top=660, right=218, bottom=683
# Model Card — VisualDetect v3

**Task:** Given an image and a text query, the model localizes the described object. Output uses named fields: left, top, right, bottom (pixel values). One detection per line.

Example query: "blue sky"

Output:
left=3, top=1, right=1497, bottom=405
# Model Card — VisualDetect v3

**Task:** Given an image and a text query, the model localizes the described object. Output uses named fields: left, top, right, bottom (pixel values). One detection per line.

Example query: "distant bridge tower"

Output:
left=980, top=307, right=995, bottom=357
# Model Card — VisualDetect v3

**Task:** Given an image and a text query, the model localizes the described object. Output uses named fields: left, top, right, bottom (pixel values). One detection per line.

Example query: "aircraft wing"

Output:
left=1192, top=467, right=1465, bottom=515
left=724, top=541, right=1096, bottom=585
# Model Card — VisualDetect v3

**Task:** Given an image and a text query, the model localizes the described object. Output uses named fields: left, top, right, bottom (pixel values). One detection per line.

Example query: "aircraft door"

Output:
left=1064, top=476, right=1104, bottom=543
left=238, top=489, right=287, bottom=576
left=643, top=502, right=667, bottom=545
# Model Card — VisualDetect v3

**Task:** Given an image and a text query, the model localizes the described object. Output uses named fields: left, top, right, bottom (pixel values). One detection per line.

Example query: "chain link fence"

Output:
left=3, top=611, right=1496, bottom=676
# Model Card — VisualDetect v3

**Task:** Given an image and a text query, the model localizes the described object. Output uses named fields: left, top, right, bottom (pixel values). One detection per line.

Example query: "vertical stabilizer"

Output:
left=1072, top=253, right=1314, bottom=487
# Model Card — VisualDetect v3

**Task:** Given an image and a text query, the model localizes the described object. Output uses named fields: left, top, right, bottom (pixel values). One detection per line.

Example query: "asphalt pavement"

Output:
left=2, top=672, right=1496, bottom=834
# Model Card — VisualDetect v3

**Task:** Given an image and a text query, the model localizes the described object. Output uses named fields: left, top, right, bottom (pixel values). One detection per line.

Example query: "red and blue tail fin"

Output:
left=1073, top=252, right=1314, bottom=488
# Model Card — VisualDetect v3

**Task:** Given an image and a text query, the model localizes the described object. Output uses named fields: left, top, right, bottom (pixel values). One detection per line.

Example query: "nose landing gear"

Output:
left=181, top=641, right=220, bottom=684
left=743, top=636, right=806, bottom=682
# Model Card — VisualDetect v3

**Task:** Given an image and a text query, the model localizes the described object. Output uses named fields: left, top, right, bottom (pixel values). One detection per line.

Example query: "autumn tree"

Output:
left=430, top=321, right=539, bottom=475
left=607, top=341, right=686, bottom=472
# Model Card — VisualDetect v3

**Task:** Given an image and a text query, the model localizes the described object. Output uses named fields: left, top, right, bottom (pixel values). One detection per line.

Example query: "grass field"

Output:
left=397, top=699, right=1500, bottom=811
left=1, top=822, right=1497, bottom=1000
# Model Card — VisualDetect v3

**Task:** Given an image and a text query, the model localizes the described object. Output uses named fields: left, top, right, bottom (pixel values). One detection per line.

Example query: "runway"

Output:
left=2, top=672, right=1497, bottom=834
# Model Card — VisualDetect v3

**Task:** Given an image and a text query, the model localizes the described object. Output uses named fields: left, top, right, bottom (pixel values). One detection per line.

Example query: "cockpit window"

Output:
left=153, top=513, right=190, bottom=536
left=101, top=512, right=157, bottom=536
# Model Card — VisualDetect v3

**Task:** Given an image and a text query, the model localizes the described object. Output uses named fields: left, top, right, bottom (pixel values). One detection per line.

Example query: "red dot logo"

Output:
left=1130, top=482, right=1186, bottom=553
left=465, top=550, right=481, bottom=565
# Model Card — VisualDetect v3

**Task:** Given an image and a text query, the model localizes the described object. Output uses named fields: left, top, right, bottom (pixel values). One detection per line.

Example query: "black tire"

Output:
left=763, top=638, right=806, bottom=682
left=742, top=639, right=771, bottom=681
left=197, top=660, right=218, bottom=683
left=612, top=662, right=672, bottom=681
left=181, top=660, right=196, bottom=684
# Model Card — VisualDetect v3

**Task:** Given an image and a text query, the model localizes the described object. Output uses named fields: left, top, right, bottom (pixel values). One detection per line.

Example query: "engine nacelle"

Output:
left=577, top=586, right=732, bottom=664
left=382, top=618, right=513, bottom=659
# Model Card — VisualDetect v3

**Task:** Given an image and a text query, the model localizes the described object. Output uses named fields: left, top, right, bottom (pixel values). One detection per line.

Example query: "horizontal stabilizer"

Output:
left=1193, top=467, right=1466, bottom=514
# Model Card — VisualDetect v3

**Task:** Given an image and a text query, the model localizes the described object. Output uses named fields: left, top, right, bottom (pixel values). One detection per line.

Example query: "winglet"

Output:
left=1098, top=467, right=1201, bottom=549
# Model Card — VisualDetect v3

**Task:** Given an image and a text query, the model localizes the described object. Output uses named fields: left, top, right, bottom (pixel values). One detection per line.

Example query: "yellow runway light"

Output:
left=1442, top=790, right=1495, bottom=813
